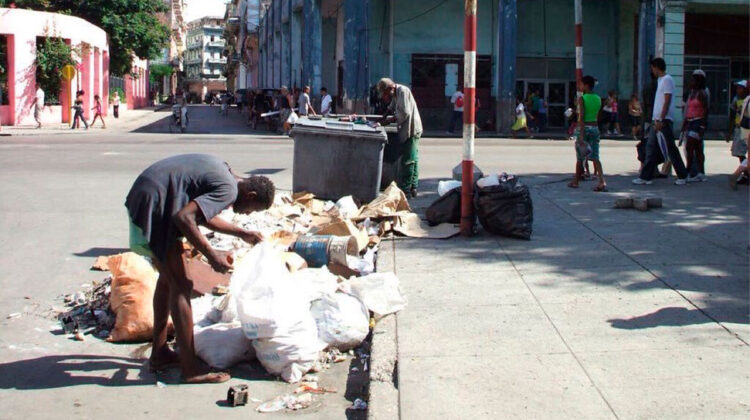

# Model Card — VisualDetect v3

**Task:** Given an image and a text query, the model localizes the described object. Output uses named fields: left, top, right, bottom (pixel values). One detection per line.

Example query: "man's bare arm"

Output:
left=174, top=201, right=230, bottom=272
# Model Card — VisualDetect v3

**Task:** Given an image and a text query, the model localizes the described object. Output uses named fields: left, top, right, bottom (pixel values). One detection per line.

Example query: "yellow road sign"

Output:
left=61, top=64, right=76, bottom=81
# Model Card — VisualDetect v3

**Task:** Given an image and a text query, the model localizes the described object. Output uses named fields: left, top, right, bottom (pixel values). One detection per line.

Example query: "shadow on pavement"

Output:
left=0, top=355, right=152, bottom=389
left=129, top=105, right=278, bottom=136
left=74, top=247, right=130, bottom=258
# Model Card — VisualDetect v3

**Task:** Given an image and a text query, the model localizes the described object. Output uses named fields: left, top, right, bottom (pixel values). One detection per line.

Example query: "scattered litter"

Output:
left=256, top=393, right=314, bottom=413
left=614, top=195, right=662, bottom=211
left=437, top=180, right=461, bottom=196
left=6, top=313, right=21, bottom=320
left=156, top=381, right=167, bottom=389
left=340, top=272, right=407, bottom=319
left=73, top=331, right=85, bottom=341
left=351, top=398, right=368, bottom=410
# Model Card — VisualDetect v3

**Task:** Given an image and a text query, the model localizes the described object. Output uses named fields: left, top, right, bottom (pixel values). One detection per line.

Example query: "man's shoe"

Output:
left=410, top=188, right=418, bottom=198
left=674, top=178, right=687, bottom=185
left=697, top=173, right=708, bottom=182
left=686, top=175, right=701, bottom=183
left=632, top=178, right=653, bottom=185
left=737, top=174, right=749, bottom=185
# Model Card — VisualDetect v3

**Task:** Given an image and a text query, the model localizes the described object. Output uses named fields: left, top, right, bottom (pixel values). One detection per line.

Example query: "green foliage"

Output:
left=149, top=64, right=173, bottom=84
left=1, top=0, right=170, bottom=76
left=35, top=37, right=76, bottom=105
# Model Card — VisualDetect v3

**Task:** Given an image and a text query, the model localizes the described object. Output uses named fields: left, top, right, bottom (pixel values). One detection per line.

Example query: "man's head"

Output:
left=581, top=75, right=596, bottom=92
left=320, top=87, right=327, bottom=95
left=234, top=176, right=275, bottom=214
left=736, top=80, right=747, bottom=98
left=303, top=85, right=310, bottom=94
left=650, top=58, right=666, bottom=77
left=376, top=77, right=396, bottom=100
left=280, top=85, right=289, bottom=95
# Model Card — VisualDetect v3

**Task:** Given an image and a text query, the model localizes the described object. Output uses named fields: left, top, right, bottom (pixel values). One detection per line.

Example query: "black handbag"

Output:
left=741, top=100, right=750, bottom=129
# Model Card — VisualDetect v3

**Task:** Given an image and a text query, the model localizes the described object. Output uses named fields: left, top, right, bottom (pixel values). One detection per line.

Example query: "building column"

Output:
left=342, top=0, right=368, bottom=112
left=663, top=0, right=686, bottom=126
left=102, top=50, right=109, bottom=116
left=637, top=0, right=656, bottom=98
left=303, top=0, right=322, bottom=93
left=291, top=9, right=302, bottom=88
left=496, top=0, right=517, bottom=134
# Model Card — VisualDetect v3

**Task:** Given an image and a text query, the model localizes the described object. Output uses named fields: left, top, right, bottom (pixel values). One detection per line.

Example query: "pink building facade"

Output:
left=125, top=56, right=150, bottom=110
left=0, top=8, right=110, bottom=126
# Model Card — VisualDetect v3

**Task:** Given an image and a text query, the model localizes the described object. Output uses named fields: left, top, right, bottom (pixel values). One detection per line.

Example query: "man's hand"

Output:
left=240, top=230, right=264, bottom=245
left=654, top=120, right=663, bottom=132
left=207, top=250, right=233, bottom=274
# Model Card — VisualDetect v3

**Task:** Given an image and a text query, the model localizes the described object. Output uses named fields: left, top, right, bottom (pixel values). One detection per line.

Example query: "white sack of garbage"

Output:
left=252, top=316, right=324, bottom=383
left=311, top=292, right=369, bottom=351
left=290, top=266, right=340, bottom=302
left=233, top=243, right=311, bottom=339
left=194, top=321, right=256, bottom=369
left=339, top=272, right=407, bottom=319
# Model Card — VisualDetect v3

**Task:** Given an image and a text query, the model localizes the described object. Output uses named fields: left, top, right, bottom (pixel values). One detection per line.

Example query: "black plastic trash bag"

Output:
left=474, top=178, right=533, bottom=239
left=425, top=188, right=461, bottom=226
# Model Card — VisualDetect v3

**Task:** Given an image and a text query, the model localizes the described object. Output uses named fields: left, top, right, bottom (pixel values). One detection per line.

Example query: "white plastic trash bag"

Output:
left=233, top=243, right=311, bottom=339
left=339, top=272, right=407, bottom=319
left=437, top=180, right=462, bottom=196
left=335, top=196, right=359, bottom=219
left=252, top=316, right=323, bottom=383
left=286, top=111, right=299, bottom=124
left=290, top=266, right=339, bottom=302
left=194, top=321, right=256, bottom=369
left=311, top=292, right=369, bottom=351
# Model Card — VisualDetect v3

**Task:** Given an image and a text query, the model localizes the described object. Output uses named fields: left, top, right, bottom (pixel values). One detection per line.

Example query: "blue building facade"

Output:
left=258, top=0, right=749, bottom=132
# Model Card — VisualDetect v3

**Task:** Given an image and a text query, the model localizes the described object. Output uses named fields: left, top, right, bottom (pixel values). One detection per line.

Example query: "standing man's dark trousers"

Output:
left=447, top=110, right=463, bottom=133
left=640, top=121, right=687, bottom=181
left=398, top=136, right=420, bottom=192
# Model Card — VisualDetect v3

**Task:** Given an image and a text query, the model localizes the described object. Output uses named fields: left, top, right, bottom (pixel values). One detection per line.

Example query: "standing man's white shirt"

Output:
left=321, top=94, right=332, bottom=115
left=653, top=74, right=676, bottom=121
left=35, top=88, right=45, bottom=109
left=450, top=91, right=464, bottom=112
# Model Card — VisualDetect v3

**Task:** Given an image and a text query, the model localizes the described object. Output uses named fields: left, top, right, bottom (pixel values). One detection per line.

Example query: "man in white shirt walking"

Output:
left=30, top=84, right=44, bottom=128
left=320, top=87, right=332, bottom=116
left=446, top=89, right=464, bottom=134
left=633, top=58, right=688, bottom=185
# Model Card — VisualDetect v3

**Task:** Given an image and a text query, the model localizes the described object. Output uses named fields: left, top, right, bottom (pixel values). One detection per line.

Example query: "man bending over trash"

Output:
left=125, top=154, right=275, bottom=383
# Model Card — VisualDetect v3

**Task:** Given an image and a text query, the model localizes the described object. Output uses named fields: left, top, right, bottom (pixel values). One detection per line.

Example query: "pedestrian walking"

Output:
left=729, top=88, right=750, bottom=188
left=728, top=80, right=748, bottom=184
left=297, top=86, right=316, bottom=117
left=633, top=58, right=688, bottom=185
left=89, top=94, right=106, bottom=128
left=278, top=86, right=294, bottom=134
left=537, top=95, right=547, bottom=133
left=376, top=77, right=423, bottom=198
left=30, top=84, right=44, bottom=128
left=682, top=73, right=708, bottom=182
left=569, top=75, right=607, bottom=191
left=71, top=90, right=89, bottom=130
left=111, top=91, right=120, bottom=119
left=511, top=96, right=532, bottom=138
left=628, top=93, right=642, bottom=139
left=529, top=90, right=541, bottom=132
left=446, top=89, right=464, bottom=134
left=125, top=153, right=273, bottom=384
left=320, top=87, right=333, bottom=116
left=603, top=91, right=621, bottom=135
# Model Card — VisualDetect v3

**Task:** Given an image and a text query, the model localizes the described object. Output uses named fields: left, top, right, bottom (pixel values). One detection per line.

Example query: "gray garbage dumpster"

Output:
left=290, top=118, right=388, bottom=202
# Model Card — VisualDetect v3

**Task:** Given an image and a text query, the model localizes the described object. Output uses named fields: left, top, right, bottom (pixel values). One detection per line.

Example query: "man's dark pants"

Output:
left=447, top=110, right=463, bottom=133
left=640, top=120, right=688, bottom=181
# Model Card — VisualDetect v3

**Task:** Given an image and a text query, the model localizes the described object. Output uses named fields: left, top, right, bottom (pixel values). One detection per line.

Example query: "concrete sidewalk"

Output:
left=380, top=174, right=749, bottom=419
left=0, top=107, right=167, bottom=136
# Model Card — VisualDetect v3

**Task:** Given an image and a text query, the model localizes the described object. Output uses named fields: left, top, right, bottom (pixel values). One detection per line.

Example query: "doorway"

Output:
left=515, top=79, right=575, bottom=128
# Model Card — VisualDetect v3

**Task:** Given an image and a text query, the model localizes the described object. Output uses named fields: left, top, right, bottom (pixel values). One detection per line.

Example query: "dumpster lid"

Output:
left=290, top=117, right=387, bottom=141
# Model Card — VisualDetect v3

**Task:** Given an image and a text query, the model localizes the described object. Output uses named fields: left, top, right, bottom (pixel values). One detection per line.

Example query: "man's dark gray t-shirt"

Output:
left=125, top=154, right=238, bottom=262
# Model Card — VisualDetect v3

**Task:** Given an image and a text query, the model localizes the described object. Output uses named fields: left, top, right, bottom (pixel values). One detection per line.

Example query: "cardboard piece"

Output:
left=314, top=219, right=369, bottom=252
left=392, top=213, right=460, bottom=239
left=181, top=243, right=231, bottom=295
left=354, top=182, right=412, bottom=220
left=271, top=230, right=298, bottom=248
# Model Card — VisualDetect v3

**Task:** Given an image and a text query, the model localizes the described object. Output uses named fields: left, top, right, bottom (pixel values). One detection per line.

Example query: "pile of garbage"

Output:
left=57, top=183, right=452, bottom=386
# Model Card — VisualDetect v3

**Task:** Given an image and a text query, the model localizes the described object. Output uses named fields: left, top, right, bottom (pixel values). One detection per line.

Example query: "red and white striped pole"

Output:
left=574, top=0, right=584, bottom=119
left=461, top=0, right=477, bottom=237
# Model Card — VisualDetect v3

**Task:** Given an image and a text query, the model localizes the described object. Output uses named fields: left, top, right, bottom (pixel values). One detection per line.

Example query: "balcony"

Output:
left=185, top=57, right=203, bottom=65
left=206, top=57, right=227, bottom=64
left=207, top=40, right=226, bottom=48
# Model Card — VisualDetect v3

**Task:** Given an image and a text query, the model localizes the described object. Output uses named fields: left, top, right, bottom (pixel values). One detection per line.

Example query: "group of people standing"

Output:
left=29, top=85, right=120, bottom=130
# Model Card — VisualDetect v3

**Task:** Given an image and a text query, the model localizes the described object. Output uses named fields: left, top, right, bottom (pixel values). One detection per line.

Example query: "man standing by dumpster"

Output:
left=125, top=154, right=275, bottom=384
left=376, top=77, right=423, bottom=198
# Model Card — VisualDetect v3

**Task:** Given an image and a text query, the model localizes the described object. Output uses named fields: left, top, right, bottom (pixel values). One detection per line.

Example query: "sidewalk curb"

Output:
left=0, top=107, right=162, bottom=137
left=368, top=236, right=400, bottom=420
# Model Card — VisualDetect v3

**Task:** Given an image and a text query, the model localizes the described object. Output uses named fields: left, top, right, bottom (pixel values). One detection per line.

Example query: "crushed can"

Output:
left=227, top=384, right=249, bottom=407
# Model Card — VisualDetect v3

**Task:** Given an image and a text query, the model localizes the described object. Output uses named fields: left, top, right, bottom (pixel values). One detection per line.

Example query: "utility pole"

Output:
left=574, top=0, right=583, bottom=121
left=461, top=0, right=477, bottom=237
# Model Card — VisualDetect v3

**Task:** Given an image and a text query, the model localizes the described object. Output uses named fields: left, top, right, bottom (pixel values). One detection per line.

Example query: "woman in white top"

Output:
left=112, top=91, right=121, bottom=119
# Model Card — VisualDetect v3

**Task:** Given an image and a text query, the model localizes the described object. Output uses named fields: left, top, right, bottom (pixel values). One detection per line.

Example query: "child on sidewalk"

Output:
left=569, top=75, right=607, bottom=191
left=511, top=96, right=532, bottom=138
left=90, top=94, right=106, bottom=128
